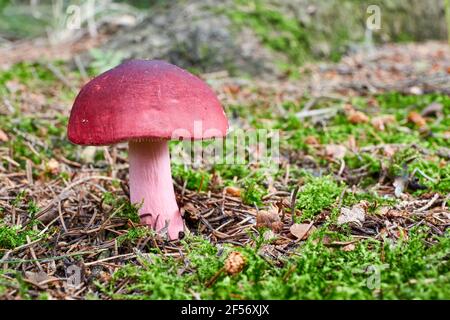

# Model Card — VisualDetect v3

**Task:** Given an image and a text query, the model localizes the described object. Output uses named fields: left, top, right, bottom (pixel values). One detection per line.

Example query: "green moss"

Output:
left=102, top=192, right=140, bottom=223
left=0, top=222, right=38, bottom=250
left=99, top=227, right=450, bottom=299
left=117, top=226, right=153, bottom=246
left=241, top=180, right=266, bottom=206
left=228, top=0, right=311, bottom=67
left=172, top=165, right=211, bottom=191
left=295, top=175, right=344, bottom=220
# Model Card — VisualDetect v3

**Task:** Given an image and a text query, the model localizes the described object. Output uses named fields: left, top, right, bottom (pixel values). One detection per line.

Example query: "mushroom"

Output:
left=67, top=60, right=228, bottom=239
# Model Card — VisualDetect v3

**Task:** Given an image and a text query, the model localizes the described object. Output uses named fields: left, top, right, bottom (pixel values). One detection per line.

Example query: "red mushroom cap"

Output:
left=68, top=60, right=228, bottom=145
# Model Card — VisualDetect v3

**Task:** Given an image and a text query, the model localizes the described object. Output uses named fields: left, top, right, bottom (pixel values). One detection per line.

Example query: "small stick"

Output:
left=26, top=235, right=43, bottom=272
left=58, top=201, right=68, bottom=233
left=26, top=160, right=33, bottom=185
left=289, top=185, right=300, bottom=225
left=84, top=253, right=136, bottom=266
left=205, top=267, right=225, bottom=288
left=414, top=193, right=440, bottom=214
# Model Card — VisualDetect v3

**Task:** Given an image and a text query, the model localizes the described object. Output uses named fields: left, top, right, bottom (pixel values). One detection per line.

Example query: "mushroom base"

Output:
left=128, top=140, right=183, bottom=240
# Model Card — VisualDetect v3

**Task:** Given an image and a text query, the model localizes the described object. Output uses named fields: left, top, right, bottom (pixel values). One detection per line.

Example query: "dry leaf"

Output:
left=256, top=208, right=283, bottom=233
left=325, top=144, right=347, bottom=160
left=270, top=221, right=283, bottom=233
left=407, top=111, right=427, bottom=128
left=304, top=135, right=320, bottom=146
left=24, top=271, right=58, bottom=287
left=380, top=206, right=406, bottom=217
left=46, top=158, right=60, bottom=175
left=290, top=223, right=315, bottom=240
left=421, top=102, right=443, bottom=117
left=383, top=145, right=396, bottom=157
left=181, top=202, right=199, bottom=221
left=224, top=186, right=241, bottom=197
left=371, top=115, right=395, bottom=131
left=223, top=84, right=240, bottom=95
left=0, top=129, right=8, bottom=142
left=378, top=206, right=391, bottom=216
left=347, top=110, right=369, bottom=124
left=337, top=201, right=367, bottom=226
left=342, top=243, right=356, bottom=252
left=387, top=209, right=405, bottom=218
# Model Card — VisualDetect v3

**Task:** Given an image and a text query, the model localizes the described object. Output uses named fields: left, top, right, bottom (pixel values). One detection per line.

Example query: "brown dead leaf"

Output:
left=224, top=186, right=241, bottom=197
left=337, top=201, right=368, bottom=226
left=256, top=207, right=283, bottom=233
left=0, top=129, right=9, bottom=142
left=45, top=158, right=60, bottom=175
left=290, top=223, right=315, bottom=240
left=421, top=102, right=443, bottom=117
left=408, top=111, right=427, bottom=128
left=383, top=145, right=397, bottom=157
left=378, top=206, right=390, bottom=216
left=387, top=210, right=405, bottom=218
left=181, top=202, right=199, bottom=221
left=325, top=144, right=347, bottom=160
left=24, top=271, right=58, bottom=288
left=379, top=206, right=405, bottom=218
left=371, top=115, right=396, bottom=131
left=223, top=84, right=240, bottom=95
left=304, top=135, right=320, bottom=146
left=271, top=221, right=284, bottom=233
left=341, top=243, right=356, bottom=252
left=347, top=110, right=369, bottom=124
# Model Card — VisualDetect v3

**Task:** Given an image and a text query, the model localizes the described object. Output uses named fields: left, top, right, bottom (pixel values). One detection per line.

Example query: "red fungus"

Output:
left=68, top=60, right=228, bottom=239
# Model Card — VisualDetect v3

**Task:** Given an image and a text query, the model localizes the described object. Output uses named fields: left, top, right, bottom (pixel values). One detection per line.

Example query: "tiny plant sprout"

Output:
left=67, top=60, right=228, bottom=239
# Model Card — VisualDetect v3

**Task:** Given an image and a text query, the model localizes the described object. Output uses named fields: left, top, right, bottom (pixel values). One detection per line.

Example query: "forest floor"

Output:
left=0, top=40, right=449, bottom=299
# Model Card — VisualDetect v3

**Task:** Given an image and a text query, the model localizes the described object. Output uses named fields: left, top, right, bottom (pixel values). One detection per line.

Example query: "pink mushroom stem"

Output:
left=128, top=140, right=183, bottom=240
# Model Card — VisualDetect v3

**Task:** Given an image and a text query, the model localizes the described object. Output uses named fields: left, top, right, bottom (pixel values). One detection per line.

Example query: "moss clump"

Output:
left=296, top=175, right=344, bottom=219
left=0, top=222, right=38, bottom=250
left=117, top=226, right=153, bottom=246
left=99, top=228, right=450, bottom=299
left=102, top=192, right=140, bottom=223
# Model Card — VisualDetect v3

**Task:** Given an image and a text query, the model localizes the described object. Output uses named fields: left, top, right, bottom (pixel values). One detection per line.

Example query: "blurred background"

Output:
left=0, top=0, right=448, bottom=77
left=0, top=1, right=449, bottom=301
